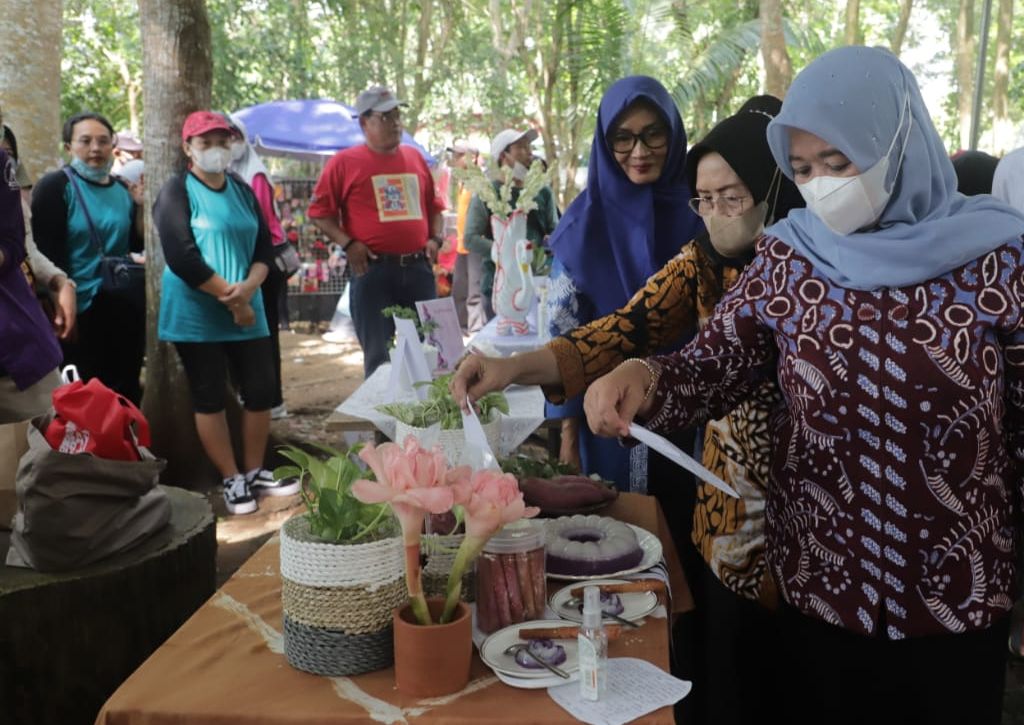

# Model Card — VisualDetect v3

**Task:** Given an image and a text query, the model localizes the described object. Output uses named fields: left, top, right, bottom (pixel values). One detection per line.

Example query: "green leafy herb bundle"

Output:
left=376, top=373, right=509, bottom=429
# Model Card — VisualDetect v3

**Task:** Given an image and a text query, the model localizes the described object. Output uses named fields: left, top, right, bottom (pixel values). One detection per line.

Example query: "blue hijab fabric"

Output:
left=549, top=76, right=704, bottom=316
left=765, top=46, right=1024, bottom=291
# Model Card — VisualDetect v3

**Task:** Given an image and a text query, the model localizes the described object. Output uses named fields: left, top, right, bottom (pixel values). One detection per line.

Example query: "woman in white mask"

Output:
left=583, top=47, right=1024, bottom=725
left=153, top=111, right=299, bottom=517
left=452, top=95, right=802, bottom=725
left=31, top=111, right=145, bottom=403
left=225, top=114, right=289, bottom=420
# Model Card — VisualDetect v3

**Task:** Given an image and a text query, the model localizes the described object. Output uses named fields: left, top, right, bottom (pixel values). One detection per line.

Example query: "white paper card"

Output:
left=547, top=657, right=691, bottom=725
left=461, top=396, right=500, bottom=470
left=393, top=317, right=432, bottom=399
left=628, top=423, right=739, bottom=498
left=385, top=337, right=413, bottom=401
left=416, top=297, right=465, bottom=372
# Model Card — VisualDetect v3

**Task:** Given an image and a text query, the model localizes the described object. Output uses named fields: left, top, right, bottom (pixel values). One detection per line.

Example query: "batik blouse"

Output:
left=546, top=237, right=782, bottom=604
left=644, top=235, right=1024, bottom=638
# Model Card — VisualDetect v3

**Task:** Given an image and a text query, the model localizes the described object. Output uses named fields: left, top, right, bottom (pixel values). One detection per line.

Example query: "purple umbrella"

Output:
left=232, top=99, right=435, bottom=165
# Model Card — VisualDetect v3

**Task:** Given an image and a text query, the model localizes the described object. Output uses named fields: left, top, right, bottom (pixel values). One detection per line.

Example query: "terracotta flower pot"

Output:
left=392, top=596, right=472, bottom=697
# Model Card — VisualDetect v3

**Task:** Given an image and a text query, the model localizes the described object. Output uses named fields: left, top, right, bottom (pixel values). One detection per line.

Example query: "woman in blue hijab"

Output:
left=546, top=75, right=703, bottom=491
left=584, top=47, right=1024, bottom=725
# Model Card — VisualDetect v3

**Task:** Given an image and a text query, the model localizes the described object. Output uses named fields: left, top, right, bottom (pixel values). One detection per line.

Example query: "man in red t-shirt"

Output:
left=309, top=86, right=443, bottom=376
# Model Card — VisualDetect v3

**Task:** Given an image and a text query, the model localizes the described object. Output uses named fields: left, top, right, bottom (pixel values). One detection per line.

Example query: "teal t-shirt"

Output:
left=65, top=177, right=134, bottom=312
left=158, top=174, right=270, bottom=342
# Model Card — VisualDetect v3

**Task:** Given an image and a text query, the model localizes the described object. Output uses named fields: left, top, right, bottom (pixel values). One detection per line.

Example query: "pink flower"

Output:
left=352, top=435, right=457, bottom=625
left=352, top=436, right=454, bottom=544
left=450, top=468, right=540, bottom=544
left=439, top=468, right=540, bottom=623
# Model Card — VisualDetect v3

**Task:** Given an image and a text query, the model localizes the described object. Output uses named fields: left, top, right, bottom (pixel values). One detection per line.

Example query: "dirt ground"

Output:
left=208, top=328, right=366, bottom=586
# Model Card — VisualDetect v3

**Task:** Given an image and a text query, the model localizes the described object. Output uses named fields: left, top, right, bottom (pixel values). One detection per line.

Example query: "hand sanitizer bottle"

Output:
left=578, top=585, right=607, bottom=701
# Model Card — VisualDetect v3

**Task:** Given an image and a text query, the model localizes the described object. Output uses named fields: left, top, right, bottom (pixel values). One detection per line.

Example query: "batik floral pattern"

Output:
left=646, top=236, right=1024, bottom=638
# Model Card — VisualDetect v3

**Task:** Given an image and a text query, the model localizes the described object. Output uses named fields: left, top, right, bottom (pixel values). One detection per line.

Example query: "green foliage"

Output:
left=499, top=453, right=579, bottom=479
left=275, top=442, right=398, bottom=544
left=59, top=0, right=1024, bottom=195
left=381, top=305, right=439, bottom=339
left=376, top=374, right=509, bottom=429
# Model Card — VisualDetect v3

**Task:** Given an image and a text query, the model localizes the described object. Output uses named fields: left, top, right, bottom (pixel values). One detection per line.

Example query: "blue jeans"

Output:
left=349, top=256, right=436, bottom=377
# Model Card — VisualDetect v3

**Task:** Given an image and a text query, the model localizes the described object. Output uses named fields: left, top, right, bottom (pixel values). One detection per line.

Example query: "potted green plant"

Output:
left=350, top=434, right=539, bottom=697
left=274, top=444, right=405, bottom=677
left=376, top=373, right=508, bottom=464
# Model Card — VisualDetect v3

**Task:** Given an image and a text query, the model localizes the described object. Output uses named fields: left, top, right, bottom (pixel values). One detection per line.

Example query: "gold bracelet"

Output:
left=619, top=358, right=660, bottom=402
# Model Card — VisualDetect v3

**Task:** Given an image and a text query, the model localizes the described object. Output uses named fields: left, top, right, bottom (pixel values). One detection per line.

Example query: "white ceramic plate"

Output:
left=494, top=668, right=580, bottom=689
left=545, top=522, right=663, bottom=581
left=549, top=578, right=659, bottom=624
left=479, top=619, right=580, bottom=679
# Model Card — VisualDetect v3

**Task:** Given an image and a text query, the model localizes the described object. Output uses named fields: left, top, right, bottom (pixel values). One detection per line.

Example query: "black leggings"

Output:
left=174, top=337, right=275, bottom=413
left=61, top=290, right=145, bottom=404
left=260, top=272, right=284, bottom=408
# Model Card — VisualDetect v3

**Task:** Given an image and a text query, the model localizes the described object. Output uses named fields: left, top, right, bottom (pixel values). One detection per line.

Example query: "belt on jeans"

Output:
left=370, top=250, right=427, bottom=266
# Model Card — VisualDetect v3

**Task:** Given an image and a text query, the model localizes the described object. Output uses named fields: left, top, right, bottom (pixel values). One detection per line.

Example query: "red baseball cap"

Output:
left=181, top=111, right=234, bottom=142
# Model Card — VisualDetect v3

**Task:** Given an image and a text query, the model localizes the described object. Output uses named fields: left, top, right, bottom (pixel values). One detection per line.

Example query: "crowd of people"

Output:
left=5, top=43, right=1024, bottom=724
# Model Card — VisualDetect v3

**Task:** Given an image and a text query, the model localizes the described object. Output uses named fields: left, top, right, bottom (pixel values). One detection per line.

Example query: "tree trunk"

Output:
left=139, top=0, right=217, bottom=487
left=844, top=0, right=862, bottom=45
left=891, top=0, right=914, bottom=56
left=760, top=0, right=792, bottom=99
left=955, top=0, right=976, bottom=151
left=991, top=0, right=1013, bottom=154
left=0, top=0, right=63, bottom=176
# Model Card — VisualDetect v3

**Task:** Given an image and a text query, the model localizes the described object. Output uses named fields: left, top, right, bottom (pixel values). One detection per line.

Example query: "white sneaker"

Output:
left=270, top=404, right=289, bottom=420
left=223, top=474, right=258, bottom=515
left=247, top=468, right=301, bottom=497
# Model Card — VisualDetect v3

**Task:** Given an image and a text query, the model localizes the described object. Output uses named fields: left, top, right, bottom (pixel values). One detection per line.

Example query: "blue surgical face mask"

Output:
left=70, top=156, right=114, bottom=183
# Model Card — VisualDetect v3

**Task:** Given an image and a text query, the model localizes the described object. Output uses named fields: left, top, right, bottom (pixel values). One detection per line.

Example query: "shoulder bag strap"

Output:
left=62, top=166, right=107, bottom=258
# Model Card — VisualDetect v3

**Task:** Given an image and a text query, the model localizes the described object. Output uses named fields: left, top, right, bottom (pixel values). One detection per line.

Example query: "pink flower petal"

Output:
left=351, top=479, right=394, bottom=504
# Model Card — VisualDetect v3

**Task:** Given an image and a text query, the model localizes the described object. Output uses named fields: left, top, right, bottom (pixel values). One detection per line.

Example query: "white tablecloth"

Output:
left=336, top=364, right=546, bottom=455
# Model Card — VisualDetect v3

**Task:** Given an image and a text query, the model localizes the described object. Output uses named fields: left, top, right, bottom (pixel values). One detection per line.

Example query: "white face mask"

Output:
left=707, top=201, right=768, bottom=258
left=511, top=161, right=529, bottom=181
left=796, top=95, right=912, bottom=235
left=191, top=146, right=231, bottom=174
left=229, top=140, right=247, bottom=162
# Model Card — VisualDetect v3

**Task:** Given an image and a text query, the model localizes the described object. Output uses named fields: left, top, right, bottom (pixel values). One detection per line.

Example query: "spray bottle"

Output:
left=578, top=585, right=608, bottom=701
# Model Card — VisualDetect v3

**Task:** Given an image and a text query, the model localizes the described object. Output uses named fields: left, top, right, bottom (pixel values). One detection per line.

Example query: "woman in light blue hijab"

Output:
left=582, top=46, right=1024, bottom=725
left=765, top=46, right=1024, bottom=289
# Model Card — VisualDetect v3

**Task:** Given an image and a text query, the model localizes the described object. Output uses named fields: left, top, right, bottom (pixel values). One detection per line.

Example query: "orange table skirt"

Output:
left=96, top=493, right=692, bottom=725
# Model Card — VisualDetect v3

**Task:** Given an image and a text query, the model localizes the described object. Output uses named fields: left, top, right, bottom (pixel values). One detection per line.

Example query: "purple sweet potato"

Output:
left=518, top=476, right=617, bottom=510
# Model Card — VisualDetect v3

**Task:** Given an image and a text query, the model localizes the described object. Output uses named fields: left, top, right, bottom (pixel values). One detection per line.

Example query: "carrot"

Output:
left=519, top=624, right=623, bottom=640
left=568, top=580, right=663, bottom=599
left=515, top=551, right=537, bottom=619
left=501, top=553, right=525, bottom=622
left=528, top=547, right=547, bottom=615
left=488, top=555, right=513, bottom=628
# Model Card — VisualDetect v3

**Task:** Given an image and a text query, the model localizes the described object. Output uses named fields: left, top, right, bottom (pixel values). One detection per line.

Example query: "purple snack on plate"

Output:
left=514, top=638, right=567, bottom=669
left=578, top=590, right=625, bottom=616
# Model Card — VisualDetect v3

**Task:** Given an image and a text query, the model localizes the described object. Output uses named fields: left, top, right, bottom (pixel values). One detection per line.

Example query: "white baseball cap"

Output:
left=490, top=128, right=538, bottom=162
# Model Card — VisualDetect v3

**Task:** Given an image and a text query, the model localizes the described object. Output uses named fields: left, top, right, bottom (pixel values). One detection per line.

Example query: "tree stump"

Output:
left=0, top=486, right=216, bottom=725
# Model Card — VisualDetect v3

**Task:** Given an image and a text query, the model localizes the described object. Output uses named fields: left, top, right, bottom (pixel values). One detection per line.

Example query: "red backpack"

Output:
left=44, top=372, right=150, bottom=461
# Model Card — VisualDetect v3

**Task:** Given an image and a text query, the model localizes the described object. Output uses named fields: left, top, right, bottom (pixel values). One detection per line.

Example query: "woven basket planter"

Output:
left=421, top=532, right=475, bottom=602
left=280, top=514, right=406, bottom=677
left=394, top=416, right=502, bottom=466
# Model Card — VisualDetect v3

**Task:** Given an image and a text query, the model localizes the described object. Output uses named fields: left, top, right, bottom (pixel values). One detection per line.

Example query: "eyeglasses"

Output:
left=688, top=195, right=751, bottom=216
left=608, top=126, right=669, bottom=154
left=367, top=109, right=402, bottom=124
